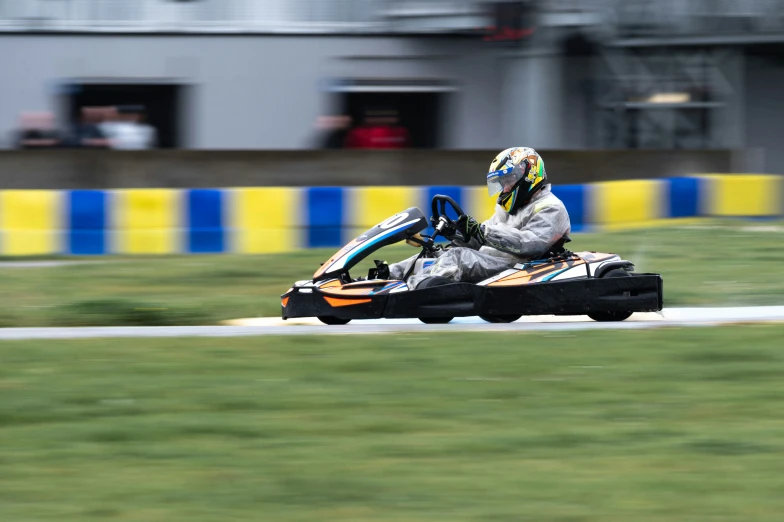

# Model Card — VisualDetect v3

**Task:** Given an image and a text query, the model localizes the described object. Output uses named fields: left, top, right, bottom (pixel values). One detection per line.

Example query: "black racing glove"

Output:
left=456, top=215, right=485, bottom=244
left=431, top=216, right=458, bottom=240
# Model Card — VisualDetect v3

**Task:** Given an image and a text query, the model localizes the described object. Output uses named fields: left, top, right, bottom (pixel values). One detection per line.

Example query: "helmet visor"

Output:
left=487, top=161, right=527, bottom=196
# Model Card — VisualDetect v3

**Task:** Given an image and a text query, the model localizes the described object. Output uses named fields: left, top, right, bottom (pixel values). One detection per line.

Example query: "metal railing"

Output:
left=2, top=0, right=784, bottom=37
left=0, top=0, right=390, bottom=32
left=566, top=0, right=784, bottom=38
left=0, top=0, right=500, bottom=34
left=613, top=0, right=781, bottom=35
left=384, top=0, right=488, bottom=15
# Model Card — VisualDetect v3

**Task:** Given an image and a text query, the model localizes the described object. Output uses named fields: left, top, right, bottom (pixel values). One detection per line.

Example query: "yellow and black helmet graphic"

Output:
left=487, top=147, right=547, bottom=214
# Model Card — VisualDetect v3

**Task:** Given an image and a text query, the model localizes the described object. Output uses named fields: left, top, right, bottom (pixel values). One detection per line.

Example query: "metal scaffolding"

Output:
left=594, top=46, right=736, bottom=149
left=547, top=0, right=771, bottom=149
left=612, top=0, right=784, bottom=39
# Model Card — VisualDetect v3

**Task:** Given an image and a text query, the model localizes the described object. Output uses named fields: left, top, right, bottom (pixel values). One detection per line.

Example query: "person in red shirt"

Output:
left=344, top=109, right=411, bottom=149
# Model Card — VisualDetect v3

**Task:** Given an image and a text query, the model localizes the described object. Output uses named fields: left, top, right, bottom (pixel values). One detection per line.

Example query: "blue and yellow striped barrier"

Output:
left=699, top=174, right=783, bottom=217
left=0, top=190, right=63, bottom=255
left=0, top=175, right=780, bottom=256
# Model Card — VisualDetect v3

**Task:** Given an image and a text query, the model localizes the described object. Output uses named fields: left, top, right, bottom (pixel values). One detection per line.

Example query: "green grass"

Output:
left=0, top=220, right=783, bottom=326
left=1, top=326, right=784, bottom=520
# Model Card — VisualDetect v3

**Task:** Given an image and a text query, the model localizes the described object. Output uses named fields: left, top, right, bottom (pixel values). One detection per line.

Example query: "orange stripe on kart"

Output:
left=489, top=260, right=585, bottom=287
left=527, top=260, right=585, bottom=283
left=313, top=239, right=363, bottom=278
left=322, top=287, right=376, bottom=296
left=489, top=275, right=537, bottom=287
left=319, top=280, right=342, bottom=289
left=324, top=296, right=372, bottom=307
left=281, top=296, right=289, bottom=307
left=489, top=265, right=555, bottom=286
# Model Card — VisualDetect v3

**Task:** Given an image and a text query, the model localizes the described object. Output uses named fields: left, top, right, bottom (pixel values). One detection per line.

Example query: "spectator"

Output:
left=14, top=112, right=61, bottom=149
left=133, top=109, right=158, bottom=149
left=102, top=105, right=158, bottom=150
left=97, top=105, right=122, bottom=146
left=344, top=108, right=411, bottom=149
left=65, top=106, right=112, bottom=149
left=313, top=114, right=352, bottom=149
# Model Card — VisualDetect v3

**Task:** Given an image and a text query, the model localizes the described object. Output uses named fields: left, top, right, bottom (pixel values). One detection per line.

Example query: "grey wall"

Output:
left=0, top=34, right=583, bottom=150
left=6, top=33, right=784, bottom=174
left=561, top=54, right=595, bottom=149
left=501, top=51, right=564, bottom=149
left=745, top=53, right=784, bottom=174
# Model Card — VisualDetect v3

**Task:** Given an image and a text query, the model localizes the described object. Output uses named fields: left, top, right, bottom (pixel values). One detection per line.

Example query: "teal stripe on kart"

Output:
left=541, top=267, right=570, bottom=282
left=343, top=219, right=418, bottom=266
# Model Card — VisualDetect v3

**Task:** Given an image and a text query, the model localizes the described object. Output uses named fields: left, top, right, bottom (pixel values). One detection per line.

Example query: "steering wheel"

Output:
left=430, top=194, right=467, bottom=242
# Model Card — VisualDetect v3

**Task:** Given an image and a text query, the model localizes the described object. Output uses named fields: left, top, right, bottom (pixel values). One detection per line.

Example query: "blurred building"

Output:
left=0, top=0, right=784, bottom=171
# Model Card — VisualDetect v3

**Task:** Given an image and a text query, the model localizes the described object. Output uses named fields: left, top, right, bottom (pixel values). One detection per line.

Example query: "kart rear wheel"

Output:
left=318, top=316, right=351, bottom=325
left=419, top=317, right=453, bottom=324
left=479, top=315, right=522, bottom=323
left=588, top=268, right=634, bottom=322
left=588, top=311, right=632, bottom=322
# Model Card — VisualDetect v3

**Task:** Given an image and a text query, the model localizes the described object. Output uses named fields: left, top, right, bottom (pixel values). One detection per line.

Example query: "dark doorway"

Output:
left=340, top=91, right=445, bottom=149
left=66, top=83, right=183, bottom=148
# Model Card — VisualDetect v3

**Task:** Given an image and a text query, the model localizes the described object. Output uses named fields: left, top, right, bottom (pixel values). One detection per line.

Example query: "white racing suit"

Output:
left=389, top=185, right=571, bottom=288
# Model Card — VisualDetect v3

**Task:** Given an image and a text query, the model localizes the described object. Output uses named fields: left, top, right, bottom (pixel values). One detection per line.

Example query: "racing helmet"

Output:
left=487, top=147, right=547, bottom=214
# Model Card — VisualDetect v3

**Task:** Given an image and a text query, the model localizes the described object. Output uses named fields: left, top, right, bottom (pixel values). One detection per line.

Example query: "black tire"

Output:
left=419, top=317, right=454, bottom=324
left=588, top=268, right=634, bottom=322
left=318, top=316, right=351, bottom=325
left=479, top=315, right=522, bottom=323
left=588, top=311, right=633, bottom=322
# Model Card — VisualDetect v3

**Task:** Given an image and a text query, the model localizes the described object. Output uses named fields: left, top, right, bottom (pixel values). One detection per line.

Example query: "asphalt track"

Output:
left=0, top=306, right=783, bottom=340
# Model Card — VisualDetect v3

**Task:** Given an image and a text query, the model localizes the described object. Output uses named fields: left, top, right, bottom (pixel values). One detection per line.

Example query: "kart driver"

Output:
left=387, top=147, right=572, bottom=288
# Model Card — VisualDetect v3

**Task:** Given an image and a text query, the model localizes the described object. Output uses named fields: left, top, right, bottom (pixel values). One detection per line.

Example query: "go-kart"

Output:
left=281, top=195, right=663, bottom=325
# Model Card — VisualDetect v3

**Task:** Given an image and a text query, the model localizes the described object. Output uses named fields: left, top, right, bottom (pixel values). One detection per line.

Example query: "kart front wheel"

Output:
left=318, top=316, right=351, bottom=325
left=419, top=317, right=453, bottom=324
left=479, top=315, right=521, bottom=323
left=588, top=268, right=634, bottom=322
